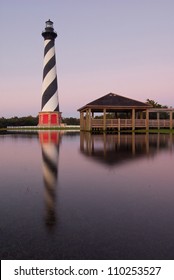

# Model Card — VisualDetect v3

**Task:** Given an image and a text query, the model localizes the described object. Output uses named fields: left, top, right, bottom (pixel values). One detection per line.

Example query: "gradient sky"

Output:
left=1, top=0, right=174, bottom=118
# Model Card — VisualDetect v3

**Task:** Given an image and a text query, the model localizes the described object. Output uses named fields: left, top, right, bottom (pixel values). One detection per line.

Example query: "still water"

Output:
left=0, top=131, right=174, bottom=260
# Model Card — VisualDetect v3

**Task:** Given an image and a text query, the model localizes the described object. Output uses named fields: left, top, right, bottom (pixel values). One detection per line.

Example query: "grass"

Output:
left=2, top=126, right=174, bottom=134
left=5, top=126, right=80, bottom=131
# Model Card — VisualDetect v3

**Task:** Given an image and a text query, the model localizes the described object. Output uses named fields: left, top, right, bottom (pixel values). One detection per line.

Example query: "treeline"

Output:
left=146, top=99, right=168, bottom=108
left=146, top=99, right=170, bottom=119
left=0, top=115, right=80, bottom=128
left=0, top=116, right=38, bottom=128
left=62, top=117, right=80, bottom=125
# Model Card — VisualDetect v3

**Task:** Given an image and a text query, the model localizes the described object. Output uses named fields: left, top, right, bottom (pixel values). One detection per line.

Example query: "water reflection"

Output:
left=39, top=131, right=61, bottom=228
left=80, top=132, right=174, bottom=166
left=1, top=131, right=174, bottom=259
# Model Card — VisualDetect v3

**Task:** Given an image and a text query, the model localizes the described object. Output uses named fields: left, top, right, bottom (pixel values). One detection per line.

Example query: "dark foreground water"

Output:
left=0, top=131, right=174, bottom=260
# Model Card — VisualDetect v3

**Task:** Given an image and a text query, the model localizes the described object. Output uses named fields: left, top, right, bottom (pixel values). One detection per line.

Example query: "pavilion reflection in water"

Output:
left=80, top=132, right=174, bottom=166
left=39, top=131, right=61, bottom=228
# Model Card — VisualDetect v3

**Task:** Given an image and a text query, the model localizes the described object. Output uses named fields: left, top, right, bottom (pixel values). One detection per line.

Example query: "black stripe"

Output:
left=44, top=40, right=54, bottom=56
left=42, top=78, right=58, bottom=109
left=44, top=178, right=57, bottom=198
left=43, top=55, right=56, bottom=80
left=42, top=149, right=58, bottom=176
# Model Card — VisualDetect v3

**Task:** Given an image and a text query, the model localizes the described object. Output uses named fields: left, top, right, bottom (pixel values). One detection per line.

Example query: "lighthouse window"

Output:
left=46, top=21, right=53, bottom=28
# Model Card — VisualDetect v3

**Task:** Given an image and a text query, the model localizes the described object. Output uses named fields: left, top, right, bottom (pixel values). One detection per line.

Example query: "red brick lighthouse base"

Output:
left=39, top=112, right=62, bottom=126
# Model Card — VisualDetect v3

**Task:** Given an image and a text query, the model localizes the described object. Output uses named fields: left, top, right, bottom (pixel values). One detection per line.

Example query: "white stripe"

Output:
left=43, top=46, right=55, bottom=67
left=45, top=194, right=54, bottom=208
left=42, top=92, right=59, bottom=111
left=42, top=66, right=57, bottom=95
left=44, top=39, right=51, bottom=47
left=42, top=145, right=58, bottom=165
left=43, top=162, right=57, bottom=189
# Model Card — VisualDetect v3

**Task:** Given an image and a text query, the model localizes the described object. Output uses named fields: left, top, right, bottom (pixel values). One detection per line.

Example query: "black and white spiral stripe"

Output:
left=41, top=39, right=59, bottom=112
left=42, top=143, right=58, bottom=225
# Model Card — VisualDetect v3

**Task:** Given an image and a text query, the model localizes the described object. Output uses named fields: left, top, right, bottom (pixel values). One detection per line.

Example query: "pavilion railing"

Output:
left=89, top=119, right=174, bottom=129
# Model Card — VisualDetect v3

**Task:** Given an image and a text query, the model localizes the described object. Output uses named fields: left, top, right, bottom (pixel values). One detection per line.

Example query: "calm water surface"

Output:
left=0, top=131, right=174, bottom=260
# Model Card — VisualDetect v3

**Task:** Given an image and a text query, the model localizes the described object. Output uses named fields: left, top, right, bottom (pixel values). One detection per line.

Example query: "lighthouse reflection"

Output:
left=39, top=131, right=61, bottom=228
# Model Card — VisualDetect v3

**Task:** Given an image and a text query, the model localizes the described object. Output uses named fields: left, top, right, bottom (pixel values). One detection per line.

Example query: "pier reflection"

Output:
left=80, top=132, right=174, bottom=167
left=39, top=131, right=61, bottom=228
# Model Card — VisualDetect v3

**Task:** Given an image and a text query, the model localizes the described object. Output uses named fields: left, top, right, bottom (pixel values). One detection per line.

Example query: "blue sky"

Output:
left=1, top=0, right=174, bottom=117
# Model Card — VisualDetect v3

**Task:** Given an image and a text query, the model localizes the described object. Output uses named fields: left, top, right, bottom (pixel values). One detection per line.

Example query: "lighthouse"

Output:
left=39, top=20, right=61, bottom=126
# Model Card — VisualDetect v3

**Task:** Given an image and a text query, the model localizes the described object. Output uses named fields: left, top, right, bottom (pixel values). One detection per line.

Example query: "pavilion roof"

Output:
left=78, top=93, right=152, bottom=111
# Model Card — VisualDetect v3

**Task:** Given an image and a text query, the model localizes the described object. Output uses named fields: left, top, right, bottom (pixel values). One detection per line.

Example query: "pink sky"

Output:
left=1, top=0, right=174, bottom=118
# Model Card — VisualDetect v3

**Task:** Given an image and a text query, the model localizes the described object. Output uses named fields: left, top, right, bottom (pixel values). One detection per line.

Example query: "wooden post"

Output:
left=85, top=110, right=88, bottom=131
left=118, top=131, right=120, bottom=147
left=88, top=133, right=92, bottom=155
left=88, top=108, right=91, bottom=131
left=103, top=108, right=106, bottom=131
left=118, top=118, right=120, bottom=132
left=80, top=131, right=84, bottom=151
left=145, top=132, right=149, bottom=153
left=132, top=132, right=135, bottom=155
left=157, top=133, right=160, bottom=150
left=146, top=109, right=149, bottom=130
left=86, top=109, right=90, bottom=131
left=132, top=108, right=135, bottom=130
left=169, top=133, right=172, bottom=151
left=157, top=112, right=160, bottom=129
left=85, top=109, right=89, bottom=130
left=170, top=111, right=173, bottom=129
left=80, top=112, right=84, bottom=130
left=140, top=111, right=143, bottom=119
left=103, top=133, right=106, bottom=156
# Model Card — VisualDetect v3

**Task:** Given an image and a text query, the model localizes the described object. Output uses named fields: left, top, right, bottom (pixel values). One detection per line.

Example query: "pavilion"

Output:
left=78, top=93, right=174, bottom=131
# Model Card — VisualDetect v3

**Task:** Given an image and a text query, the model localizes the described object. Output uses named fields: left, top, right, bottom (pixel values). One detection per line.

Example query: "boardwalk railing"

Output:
left=85, top=119, right=174, bottom=130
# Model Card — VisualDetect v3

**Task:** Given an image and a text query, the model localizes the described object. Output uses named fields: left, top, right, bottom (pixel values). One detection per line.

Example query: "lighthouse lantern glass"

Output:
left=46, top=21, right=53, bottom=28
